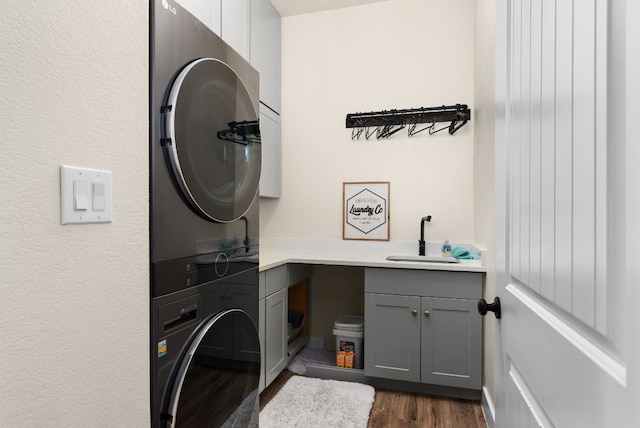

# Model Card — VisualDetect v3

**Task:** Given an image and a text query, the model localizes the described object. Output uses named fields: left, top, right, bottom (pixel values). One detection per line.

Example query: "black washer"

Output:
left=163, top=58, right=261, bottom=223
left=150, top=2, right=261, bottom=427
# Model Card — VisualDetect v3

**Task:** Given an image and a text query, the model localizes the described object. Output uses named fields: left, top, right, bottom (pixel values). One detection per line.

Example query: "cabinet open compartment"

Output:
left=287, top=279, right=309, bottom=358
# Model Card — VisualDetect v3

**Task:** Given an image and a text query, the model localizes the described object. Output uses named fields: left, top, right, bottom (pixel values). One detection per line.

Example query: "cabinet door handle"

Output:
left=424, top=311, right=430, bottom=317
left=412, top=309, right=418, bottom=315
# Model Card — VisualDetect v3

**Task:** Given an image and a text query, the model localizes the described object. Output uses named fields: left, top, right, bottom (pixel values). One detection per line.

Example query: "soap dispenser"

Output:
left=441, top=240, right=452, bottom=256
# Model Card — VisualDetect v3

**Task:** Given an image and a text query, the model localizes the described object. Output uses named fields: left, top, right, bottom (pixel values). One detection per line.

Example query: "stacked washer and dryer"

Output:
left=150, top=1, right=261, bottom=426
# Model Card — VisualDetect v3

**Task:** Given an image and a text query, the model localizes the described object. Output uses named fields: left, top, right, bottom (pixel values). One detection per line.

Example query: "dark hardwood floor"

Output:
left=259, top=370, right=486, bottom=428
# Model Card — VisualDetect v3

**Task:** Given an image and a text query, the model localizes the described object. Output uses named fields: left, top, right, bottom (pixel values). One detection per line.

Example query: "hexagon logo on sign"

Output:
left=346, top=188, right=387, bottom=235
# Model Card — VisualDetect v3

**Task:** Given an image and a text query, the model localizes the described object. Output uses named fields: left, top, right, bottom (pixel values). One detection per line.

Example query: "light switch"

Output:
left=74, top=180, right=89, bottom=210
left=61, top=165, right=112, bottom=224
left=92, top=182, right=105, bottom=211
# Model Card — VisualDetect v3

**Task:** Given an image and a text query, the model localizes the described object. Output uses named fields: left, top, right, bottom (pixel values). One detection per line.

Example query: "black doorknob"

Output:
left=478, top=297, right=501, bottom=319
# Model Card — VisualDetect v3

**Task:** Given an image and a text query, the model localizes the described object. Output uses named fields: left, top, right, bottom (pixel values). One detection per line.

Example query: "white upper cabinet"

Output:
left=177, top=0, right=282, bottom=199
left=176, top=0, right=253, bottom=62
left=177, top=0, right=281, bottom=114
left=176, top=0, right=222, bottom=34
left=251, top=0, right=281, bottom=198
left=220, top=0, right=251, bottom=59
left=250, top=0, right=281, bottom=113
left=259, top=104, right=281, bottom=198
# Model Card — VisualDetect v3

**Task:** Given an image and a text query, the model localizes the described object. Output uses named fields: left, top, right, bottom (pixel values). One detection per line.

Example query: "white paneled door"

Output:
left=494, top=0, right=640, bottom=426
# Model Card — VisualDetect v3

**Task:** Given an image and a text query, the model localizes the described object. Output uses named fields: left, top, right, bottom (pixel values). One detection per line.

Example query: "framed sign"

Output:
left=342, top=182, right=390, bottom=241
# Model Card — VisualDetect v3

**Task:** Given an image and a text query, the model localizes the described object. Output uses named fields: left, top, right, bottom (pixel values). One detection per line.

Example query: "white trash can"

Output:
left=333, top=315, right=364, bottom=369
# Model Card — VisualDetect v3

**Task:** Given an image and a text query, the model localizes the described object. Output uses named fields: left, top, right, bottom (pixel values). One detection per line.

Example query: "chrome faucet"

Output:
left=419, top=215, right=431, bottom=256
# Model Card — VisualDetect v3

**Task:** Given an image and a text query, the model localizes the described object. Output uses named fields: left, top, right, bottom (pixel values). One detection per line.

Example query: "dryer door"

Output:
left=163, top=58, right=261, bottom=223
left=162, top=309, right=260, bottom=427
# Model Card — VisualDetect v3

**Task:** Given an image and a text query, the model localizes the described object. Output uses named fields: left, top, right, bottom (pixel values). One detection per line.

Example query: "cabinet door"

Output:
left=176, top=0, right=221, bottom=34
left=265, top=288, right=287, bottom=386
left=258, top=297, right=266, bottom=392
left=250, top=0, right=281, bottom=112
left=364, top=293, right=420, bottom=382
left=259, top=104, right=281, bottom=198
left=259, top=342, right=266, bottom=392
left=420, top=297, right=482, bottom=389
left=258, top=272, right=265, bottom=345
left=220, top=0, right=250, bottom=59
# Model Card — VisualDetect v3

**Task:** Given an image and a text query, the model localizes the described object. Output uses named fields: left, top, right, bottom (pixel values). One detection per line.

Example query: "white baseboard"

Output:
left=482, top=386, right=496, bottom=428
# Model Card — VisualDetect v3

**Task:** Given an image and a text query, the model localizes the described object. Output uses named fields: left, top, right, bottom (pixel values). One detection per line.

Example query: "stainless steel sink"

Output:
left=386, top=255, right=460, bottom=264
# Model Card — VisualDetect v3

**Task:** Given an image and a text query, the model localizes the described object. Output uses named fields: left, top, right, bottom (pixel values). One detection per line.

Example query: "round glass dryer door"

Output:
left=163, top=309, right=260, bottom=427
left=163, top=58, right=261, bottom=223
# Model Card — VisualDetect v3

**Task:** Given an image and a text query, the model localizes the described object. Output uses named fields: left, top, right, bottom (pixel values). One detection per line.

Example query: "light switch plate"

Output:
left=61, top=165, right=112, bottom=224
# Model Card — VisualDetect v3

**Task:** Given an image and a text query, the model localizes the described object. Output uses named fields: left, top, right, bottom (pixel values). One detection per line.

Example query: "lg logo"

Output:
left=161, top=0, right=176, bottom=15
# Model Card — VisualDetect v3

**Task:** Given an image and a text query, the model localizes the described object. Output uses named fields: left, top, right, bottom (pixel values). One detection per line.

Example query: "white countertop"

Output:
left=259, top=238, right=487, bottom=273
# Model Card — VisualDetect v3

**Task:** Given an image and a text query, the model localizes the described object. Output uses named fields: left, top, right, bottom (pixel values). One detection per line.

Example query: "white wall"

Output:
left=0, top=2, right=149, bottom=426
left=261, top=0, right=476, bottom=244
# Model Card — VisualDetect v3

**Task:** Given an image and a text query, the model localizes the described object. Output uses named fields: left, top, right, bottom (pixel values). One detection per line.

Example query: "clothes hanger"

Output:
left=448, top=114, right=468, bottom=134
left=376, top=124, right=391, bottom=139
left=408, top=122, right=431, bottom=136
left=428, top=120, right=450, bottom=135
left=378, top=123, right=405, bottom=139
left=365, top=126, right=378, bottom=140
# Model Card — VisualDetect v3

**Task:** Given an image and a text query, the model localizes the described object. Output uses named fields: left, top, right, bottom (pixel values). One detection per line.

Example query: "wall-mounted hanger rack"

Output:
left=217, top=120, right=261, bottom=145
left=345, top=104, right=471, bottom=140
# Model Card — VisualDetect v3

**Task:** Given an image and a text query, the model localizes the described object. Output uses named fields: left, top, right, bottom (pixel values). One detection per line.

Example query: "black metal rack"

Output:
left=345, top=104, right=471, bottom=139
left=217, top=120, right=261, bottom=145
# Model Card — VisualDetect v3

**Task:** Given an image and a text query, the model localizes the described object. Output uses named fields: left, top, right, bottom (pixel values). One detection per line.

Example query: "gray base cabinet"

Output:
left=364, top=268, right=483, bottom=390
left=420, top=296, right=481, bottom=388
left=258, top=270, right=266, bottom=392
left=364, top=293, right=421, bottom=381
left=265, top=287, right=287, bottom=386
left=261, top=264, right=312, bottom=389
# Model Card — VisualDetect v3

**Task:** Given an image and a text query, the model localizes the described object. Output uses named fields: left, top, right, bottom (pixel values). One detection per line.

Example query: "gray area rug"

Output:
left=259, top=376, right=375, bottom=428
left=286, top=347, right=335, bottom=375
